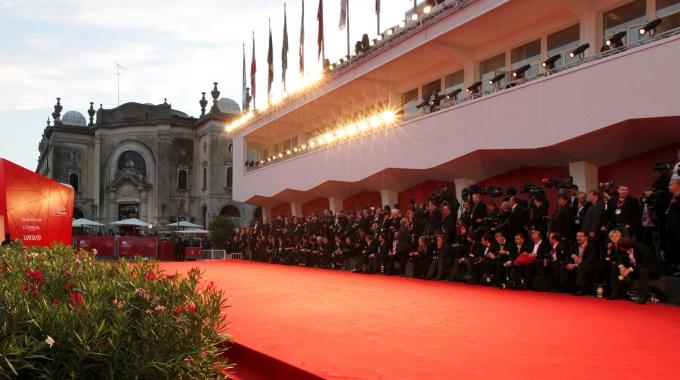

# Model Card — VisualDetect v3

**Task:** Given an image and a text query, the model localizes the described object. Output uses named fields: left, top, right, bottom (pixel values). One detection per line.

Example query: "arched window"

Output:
left=117, top=151, right=147, bottom=176
left=226, top=166, right=233, bottom=188
left=177, top=169, right=187, bottom=191
left=69, top=173, right=80, bottom=192
left=220, top=205, right=241, bottom=218
left=73, top=207, right=85, bottom=219
left=228, top=143, right=233, bottom=153
left=202, top=168, right=207, bottom=190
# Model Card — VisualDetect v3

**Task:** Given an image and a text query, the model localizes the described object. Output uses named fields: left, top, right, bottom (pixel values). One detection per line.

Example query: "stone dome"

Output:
left=216, top=98, right=241, bottom=115
left=62, top=111, right=87, bottom=127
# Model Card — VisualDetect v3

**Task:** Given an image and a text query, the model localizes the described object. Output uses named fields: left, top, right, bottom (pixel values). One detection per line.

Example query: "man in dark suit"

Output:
left=470, top=193, right=488, bottom=232
left=582, top=190, right=606, bottom=243
left=515, top=229, right=551, bottom=290
left=507, top=196, right=529, bottom=238
left=607, top=184, right=641, bottom=238
left=608, top=237, right=657, bottom=303
left=510, top=233, right=532, bottom=288
left=427, top=234, right=452, bottom=280
left=560, top=231, right=598, bottom=295
left=441, top=204, right=457, bottom=244
left=551, top=195, right=574, bottom=240
left=492, top=232, right=515, bottom=289
left=531, top=196, right=549, bottom=237
left=548, top=232, right=570, bottom=288
left=426, top=200, right=442, bottom=237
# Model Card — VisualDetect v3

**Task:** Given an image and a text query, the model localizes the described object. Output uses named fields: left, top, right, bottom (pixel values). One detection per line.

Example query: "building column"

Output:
left=380, top=190, right=398, bottom=209
left=454, top=178, right=476, bottom=216
left=262, top=206, right=272, bottom=223
left=328, top=196, right=343, bottom=215
left=93, top=135, right=101, bottom=221
left=463, top=61, right=480, bottom=85
left=580, top=11, right=604, bottom=57
left=290, top=202, right=302, bottom=217
left=569, top=161, right=599, bottom=192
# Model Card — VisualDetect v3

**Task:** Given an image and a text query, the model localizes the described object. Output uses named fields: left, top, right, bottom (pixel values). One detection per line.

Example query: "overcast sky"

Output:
left=0, top=0, right=409, bottom=170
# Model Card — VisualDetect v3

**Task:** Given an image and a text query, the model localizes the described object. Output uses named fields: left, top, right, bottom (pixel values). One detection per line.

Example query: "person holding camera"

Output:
left=426, top=234, right=452, bottom=280
left=551, top=195, right=574, bottom=241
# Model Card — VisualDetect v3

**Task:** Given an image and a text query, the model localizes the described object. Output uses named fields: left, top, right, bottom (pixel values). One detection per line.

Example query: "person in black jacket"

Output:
left=426, top=234, right=452, bottom=280
left=582, top=190, right=606, bottom=244
left=426, top=200, right=442, bottom=237
left=509, top=233, right=532, bottom=289
left=492, top=232, right=515, bottom=289
left=607, top=185, right=641, bottom=238
left=559, top=231, right=598, bottom=295
left=395, top=218, right=413, bottom=275
left=470, top=193, right=488, bottom=233
left=441, top=204, right=457, bottom=244
left=608, top=237, right=656, bottom=303
left=550, top=195, right=574, bottom=240
left=531, top=196, right=549, bottom=237
left=548, top=232, right=570, bottom=289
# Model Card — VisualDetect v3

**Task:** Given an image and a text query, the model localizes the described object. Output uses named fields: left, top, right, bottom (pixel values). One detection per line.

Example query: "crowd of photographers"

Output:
left=227, top=155, right=680, bottom=304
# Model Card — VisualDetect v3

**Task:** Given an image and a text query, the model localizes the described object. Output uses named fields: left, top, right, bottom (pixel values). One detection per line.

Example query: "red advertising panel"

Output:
left=75, top=236, right=116, bottom=258
left=118, top=236, right=158, bottom=259
left=0, top=158, right=74, bottom=247
left=159, top=240, right=177, bottom=261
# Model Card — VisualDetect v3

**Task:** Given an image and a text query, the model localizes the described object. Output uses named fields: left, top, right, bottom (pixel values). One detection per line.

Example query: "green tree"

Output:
left=208, top=216, right=237, bottom=249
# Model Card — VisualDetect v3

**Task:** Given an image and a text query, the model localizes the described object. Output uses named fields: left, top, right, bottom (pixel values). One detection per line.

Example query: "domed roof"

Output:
left=216, top=98, right=241, bottom=115
left=62, top=111, right=87, bottom=127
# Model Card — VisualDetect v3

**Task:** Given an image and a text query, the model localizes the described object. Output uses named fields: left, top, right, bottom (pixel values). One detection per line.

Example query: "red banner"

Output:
left=75, top=236, right=116, bottom=258
left=0, top=158, right=74, bottom=247
left=118, top=236, right=158, bottom=259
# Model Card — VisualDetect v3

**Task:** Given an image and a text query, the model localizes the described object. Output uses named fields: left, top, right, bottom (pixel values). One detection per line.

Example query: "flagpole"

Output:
left=376, top=0, right=380, bottom=36
left=346, top=0, right=350, bottom=58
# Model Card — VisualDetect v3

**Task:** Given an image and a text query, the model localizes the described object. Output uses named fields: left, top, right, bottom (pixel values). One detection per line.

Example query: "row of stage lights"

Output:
left=464, top=19, right=663, bottom=94
left=244, top=110, right=398, bottom=167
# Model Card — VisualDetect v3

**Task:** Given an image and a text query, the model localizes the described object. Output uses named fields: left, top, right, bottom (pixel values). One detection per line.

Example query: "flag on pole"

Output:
left=251, top=32, right=256, bottom=107
left=375, top=0, right=380, bottom=34
left=267, top=19, right=274, bottom=99
left=242, top=43, right=247, bottom=111
left=317, top=0, right=324, bottom=60
left=282, top=4, right=289, bottom=91
left=299, top=0, right=305, bottom=75
left=339, top=0, right=347, bottom=30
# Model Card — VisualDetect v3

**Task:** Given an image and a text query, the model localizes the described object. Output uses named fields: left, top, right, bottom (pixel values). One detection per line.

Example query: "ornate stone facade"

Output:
left=36, top=87, right=256, bottom=231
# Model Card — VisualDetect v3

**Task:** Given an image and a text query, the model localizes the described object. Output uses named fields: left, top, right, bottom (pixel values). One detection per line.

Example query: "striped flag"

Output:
left=267, top=20, right=274, bottom=99
left=300, top=0, right=305, bottom=75
left=242, top=43, right=247, bottom=111
left=339, top=0, right=347, bottom=30
left=251, top=32, right=256, bottom=107
left=282, top=4, right=289, bottom=91
left=317, top=0, right=324, bottom=59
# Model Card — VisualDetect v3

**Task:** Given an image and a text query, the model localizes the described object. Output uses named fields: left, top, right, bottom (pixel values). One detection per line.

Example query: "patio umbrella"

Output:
left=72, top=218, right=105, bottom=227
left=110, top=218, right=153, bottom=228
left=165, top=220, right=203, bottom=229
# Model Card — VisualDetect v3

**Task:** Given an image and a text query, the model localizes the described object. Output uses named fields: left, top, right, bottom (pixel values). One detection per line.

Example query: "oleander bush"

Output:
left=0, top=243, right=230, bottom=379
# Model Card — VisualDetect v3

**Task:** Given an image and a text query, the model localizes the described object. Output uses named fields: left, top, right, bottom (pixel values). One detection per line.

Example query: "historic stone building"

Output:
left=36, top=83, right=257, bottom=230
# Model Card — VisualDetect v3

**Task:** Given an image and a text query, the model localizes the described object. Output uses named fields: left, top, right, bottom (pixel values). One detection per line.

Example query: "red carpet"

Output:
left=160, top=261, right=680, bottom=380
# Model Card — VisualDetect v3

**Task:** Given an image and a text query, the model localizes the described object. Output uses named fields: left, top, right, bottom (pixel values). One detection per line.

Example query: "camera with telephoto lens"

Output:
left=541, top=177, right=573, bottom=189
left=653, top=162, right=674, bottom=172
left=481, top=186, right=503, bottom=198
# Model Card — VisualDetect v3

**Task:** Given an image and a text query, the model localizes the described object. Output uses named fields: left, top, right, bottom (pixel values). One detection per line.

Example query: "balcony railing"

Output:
left=244, top=26, right=680, bottom=173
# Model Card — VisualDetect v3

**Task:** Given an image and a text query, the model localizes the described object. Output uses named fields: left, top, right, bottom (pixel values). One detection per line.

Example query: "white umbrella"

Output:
left=72, top=218, right=105, bottom=227
left=174, top=229, right=209, bottom=234
left=110, top=218, right=153, bottom=228
left=165, top=220, right=203, bottom=229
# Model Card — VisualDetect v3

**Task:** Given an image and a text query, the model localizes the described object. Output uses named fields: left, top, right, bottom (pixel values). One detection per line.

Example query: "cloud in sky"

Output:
left=0, top=0, right=409, bottom=169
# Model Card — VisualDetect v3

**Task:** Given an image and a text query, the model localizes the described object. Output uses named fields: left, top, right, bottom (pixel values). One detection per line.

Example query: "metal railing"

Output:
left=244, top=26, right=680, bottom=173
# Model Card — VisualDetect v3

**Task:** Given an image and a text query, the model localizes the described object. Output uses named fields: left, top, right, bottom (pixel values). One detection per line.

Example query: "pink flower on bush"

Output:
left=184, top=356, right=193, bottom=366
left=144, top=309, right=153, bottom=315
left=69, top=292, right=84, bottom=307
left=26, top=269, right=45, bottom=285
left=154, top=305, right=166, bottom=312
left=63, top=270, right=73, bottom=280
left=186, top=303, right=197, bottom=315
left=144, top=271, right=158, bottom=282
left=64, top=284, right=70, bottom=291
left=53, top=298, right=62, bottom=306
left=172, top=307, right=185, bottom=316
left=133, top=288, right=152, bottom=300
left=111, top=299, right=125, bottom=309
left=188, top=267, right=201, bottom=278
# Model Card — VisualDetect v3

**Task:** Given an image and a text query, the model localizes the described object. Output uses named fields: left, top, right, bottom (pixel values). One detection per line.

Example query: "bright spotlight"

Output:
left=357, top=121, right=369, bottom=132
left=381, top=111, right=396, bottom=124
left=606, top=31, right=626, bottom=48
left=411, top=13, right=418, bottom=21
left=542, top=54, right=561, bottom=69
left=346, top=124, right=357, bottom=136
left=640, top=19, right=662, bottom=35
left=569, top=43, right=590, bottom=58
left=369, top=115, right=382, bottom=128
